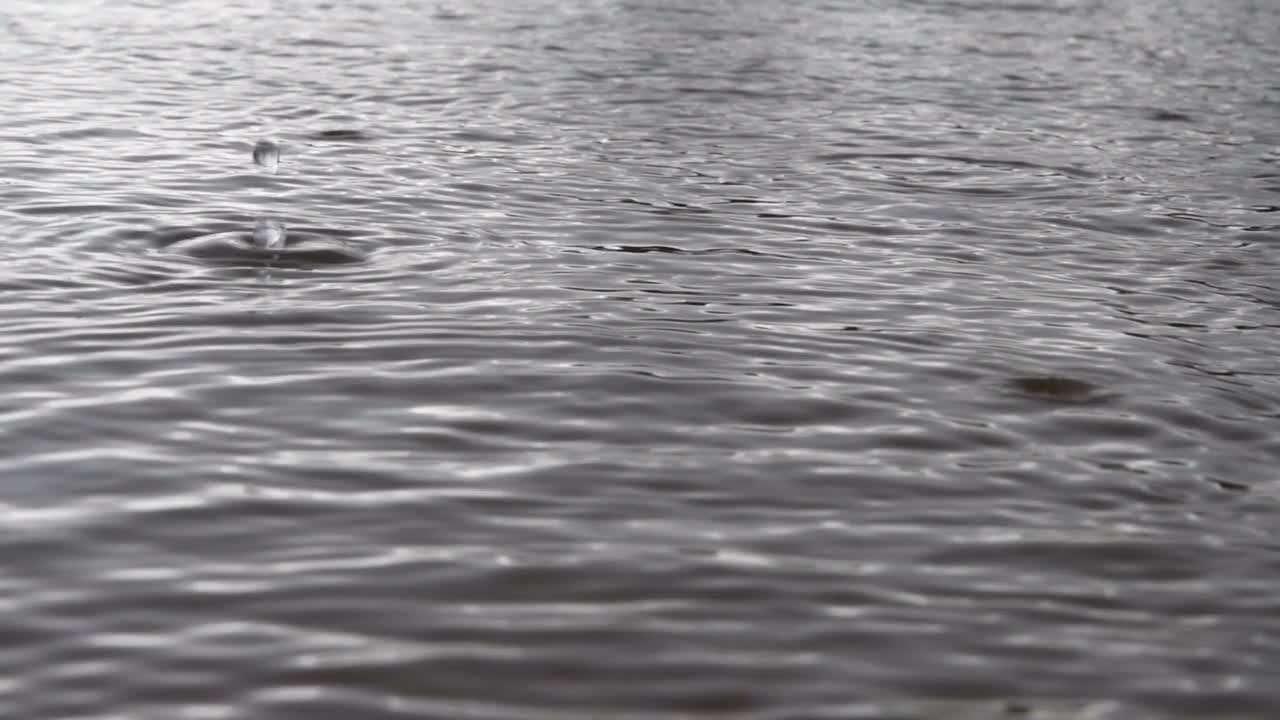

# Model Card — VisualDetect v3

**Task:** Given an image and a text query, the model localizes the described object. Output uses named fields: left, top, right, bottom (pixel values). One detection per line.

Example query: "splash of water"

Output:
left=252, top=140, right=280, bottom=173
left=253, top=218, right=286, bottom=249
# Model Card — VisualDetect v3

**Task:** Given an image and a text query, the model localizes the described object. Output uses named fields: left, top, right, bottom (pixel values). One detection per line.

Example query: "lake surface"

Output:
left=2, top=0, right=1278, bottom=717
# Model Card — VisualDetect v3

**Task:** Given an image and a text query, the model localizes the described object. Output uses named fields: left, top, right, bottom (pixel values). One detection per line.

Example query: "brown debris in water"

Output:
left=1007, top=376, right=1104, bottom=403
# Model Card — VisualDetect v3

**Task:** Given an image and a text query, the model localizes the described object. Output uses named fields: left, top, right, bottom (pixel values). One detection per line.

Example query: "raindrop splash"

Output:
left=253, top=218, right=287, bottom=250
left=252, top=140, right=281, bottom=173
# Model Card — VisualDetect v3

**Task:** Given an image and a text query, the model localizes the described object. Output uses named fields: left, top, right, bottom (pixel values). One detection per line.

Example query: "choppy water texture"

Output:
left=2, top=0, right=1279, bottom=718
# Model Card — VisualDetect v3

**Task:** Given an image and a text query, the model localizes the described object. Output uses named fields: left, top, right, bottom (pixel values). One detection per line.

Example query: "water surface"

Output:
left=1, top=0, right=1278, bottom=718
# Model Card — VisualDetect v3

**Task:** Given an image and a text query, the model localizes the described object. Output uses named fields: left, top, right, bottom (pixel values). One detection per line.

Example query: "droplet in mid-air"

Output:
left=252, top=140, right=280, bottom=173
left=253, top=218, right=286, bottom=249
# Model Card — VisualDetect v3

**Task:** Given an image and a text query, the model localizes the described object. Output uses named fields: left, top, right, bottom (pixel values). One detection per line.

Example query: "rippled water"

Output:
left=2, top=0, right=1279, bottom=717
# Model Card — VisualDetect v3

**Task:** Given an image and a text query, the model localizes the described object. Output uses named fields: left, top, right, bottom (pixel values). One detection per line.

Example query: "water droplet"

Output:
left=253, top=218, right=286, bottom=249
left=252, top=140, right=280, bottom=173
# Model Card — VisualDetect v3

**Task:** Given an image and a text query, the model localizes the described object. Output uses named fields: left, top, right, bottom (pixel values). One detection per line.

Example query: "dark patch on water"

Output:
left=1005, top=376, right=1108, bottom=404
left=1212, top=478, right=1250, bottom=492
left=308, top=128, right=374, bottom=141
left=1148, top=109, right=1195, bottom=122
left=1003, top=702, right=1033, bottom=717
left=590, top=244, right=768, bottom=257
left=432, top=6, right=467, bottom=20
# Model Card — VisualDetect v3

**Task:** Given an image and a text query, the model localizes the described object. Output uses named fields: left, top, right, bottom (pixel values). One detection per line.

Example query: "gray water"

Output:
left=2, top=0, right=1279, bottom=718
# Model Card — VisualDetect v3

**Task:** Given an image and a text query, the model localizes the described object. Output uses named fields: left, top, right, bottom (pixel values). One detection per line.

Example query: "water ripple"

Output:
left=2, top=0, right=1279, bottom=717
